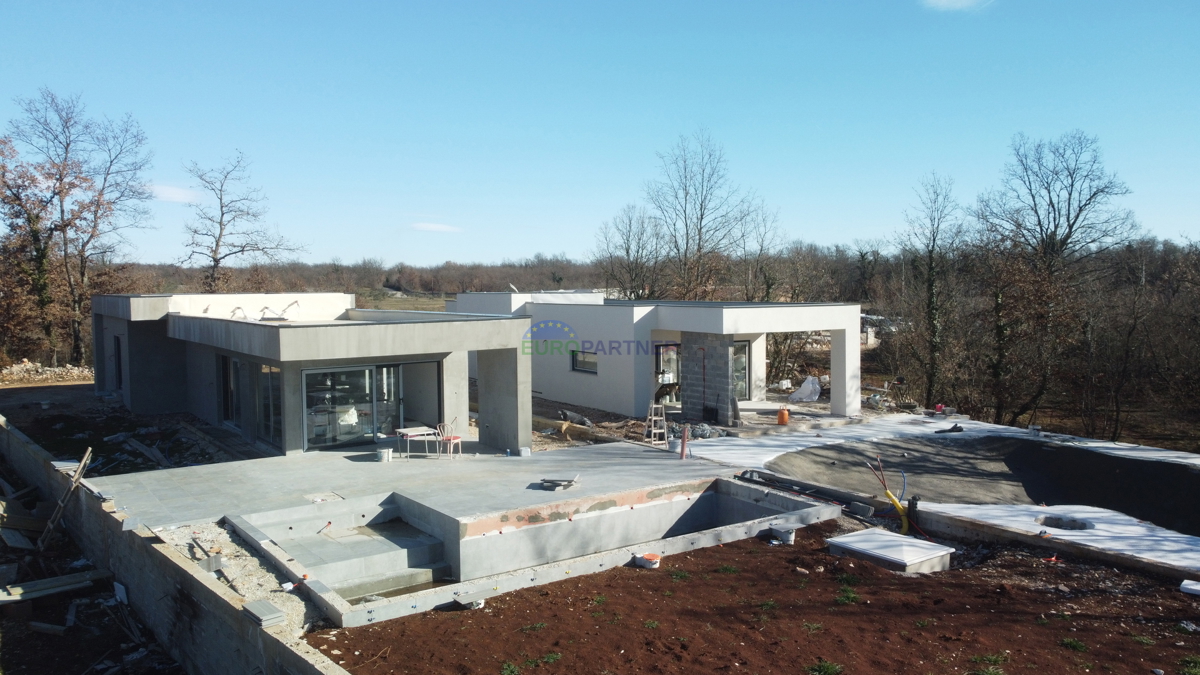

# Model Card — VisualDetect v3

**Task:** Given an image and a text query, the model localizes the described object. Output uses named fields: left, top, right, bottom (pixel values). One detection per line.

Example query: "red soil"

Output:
left=307, top=521, right=1200, bottom=675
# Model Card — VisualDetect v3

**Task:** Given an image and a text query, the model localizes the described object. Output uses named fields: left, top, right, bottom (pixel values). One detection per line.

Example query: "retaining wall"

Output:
left=0, top=413, right=345, bottom=675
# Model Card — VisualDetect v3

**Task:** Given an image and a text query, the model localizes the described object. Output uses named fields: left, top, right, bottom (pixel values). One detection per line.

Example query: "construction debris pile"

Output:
left=0, top=360, right=94, bottom=385
left=0, top=462, right=184, bottom=674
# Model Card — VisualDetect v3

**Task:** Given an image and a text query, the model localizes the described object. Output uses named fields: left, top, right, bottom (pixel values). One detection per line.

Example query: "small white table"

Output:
left=395, top=426, right=439, bottom=459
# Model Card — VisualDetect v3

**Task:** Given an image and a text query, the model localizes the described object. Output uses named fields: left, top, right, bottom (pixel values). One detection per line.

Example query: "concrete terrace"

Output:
left=86, top=442, right=739, bottom=529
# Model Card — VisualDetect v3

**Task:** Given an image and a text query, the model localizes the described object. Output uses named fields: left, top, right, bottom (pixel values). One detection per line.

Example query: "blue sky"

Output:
left=3, top=0, right=1197, bottom=266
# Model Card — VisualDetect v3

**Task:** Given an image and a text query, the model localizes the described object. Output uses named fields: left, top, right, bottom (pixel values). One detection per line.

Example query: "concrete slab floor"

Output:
left=87, top=442, right=738, bottom=529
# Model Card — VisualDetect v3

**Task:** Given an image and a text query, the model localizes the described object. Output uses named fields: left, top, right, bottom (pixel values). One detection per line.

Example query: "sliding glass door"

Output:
left=304, top=368, right=374, bottom=449
left=301, top=362, right=440, bottom=450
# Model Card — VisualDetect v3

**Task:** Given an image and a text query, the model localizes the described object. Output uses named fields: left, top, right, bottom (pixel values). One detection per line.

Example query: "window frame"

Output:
left=570, top=350, right=599, bottom=374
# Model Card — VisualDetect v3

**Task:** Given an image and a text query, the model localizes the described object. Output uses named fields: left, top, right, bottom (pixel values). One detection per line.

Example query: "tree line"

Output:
left=3, top=92, right=1197, bottom=445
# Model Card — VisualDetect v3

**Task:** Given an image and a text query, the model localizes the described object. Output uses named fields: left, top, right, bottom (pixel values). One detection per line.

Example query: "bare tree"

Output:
left=182, top=152, right=301, bottom=291
left=978, top=130, right=1137, bottom=276
left=593, top=204, right=665, bottom=299
left=735, top=202, right=782, bottom=302
left=2, top=90, right=148, bottom=364
left=898, top=173, right=963, bottom=407
left=645, top=131, right=752, bottom=300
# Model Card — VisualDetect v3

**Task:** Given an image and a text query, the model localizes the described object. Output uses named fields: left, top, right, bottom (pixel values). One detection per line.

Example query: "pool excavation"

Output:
left=225, top=476, right=839, bottom=626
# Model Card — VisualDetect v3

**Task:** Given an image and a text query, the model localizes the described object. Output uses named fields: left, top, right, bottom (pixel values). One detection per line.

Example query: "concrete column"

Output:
left=281, top=362, right=306, bottom=454
left=92, top=314, right=107, bottom=394
left=748, top=333, right=767, bottom=401
left=475, top=347, right=532, bottom=451
left=441, top=351, right=471, bottom=438
left=829, top=328, right=861, bottom=417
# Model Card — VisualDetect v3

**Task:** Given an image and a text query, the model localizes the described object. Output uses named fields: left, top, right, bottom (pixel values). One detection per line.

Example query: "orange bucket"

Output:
left=777, top=407, right=789, bottom=425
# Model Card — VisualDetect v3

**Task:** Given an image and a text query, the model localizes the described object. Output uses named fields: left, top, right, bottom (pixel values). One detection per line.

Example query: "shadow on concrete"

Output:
left=766, top=435, right=1200, bottom=536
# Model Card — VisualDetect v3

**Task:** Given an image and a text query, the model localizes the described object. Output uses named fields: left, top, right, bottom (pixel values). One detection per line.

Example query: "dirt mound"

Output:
left=307, top=522, right=1200, bottom=674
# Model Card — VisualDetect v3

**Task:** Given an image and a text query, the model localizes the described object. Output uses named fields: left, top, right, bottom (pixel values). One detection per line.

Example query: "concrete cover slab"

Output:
left=826, top=528, right=955, bottom=572
left=921, top=503, right=1200, bottom=574
left=86, top=444, right=737, bottom=529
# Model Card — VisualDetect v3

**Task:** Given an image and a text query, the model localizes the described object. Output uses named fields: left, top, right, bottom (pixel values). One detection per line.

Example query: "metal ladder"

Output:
left=645, top=404, right=668, bottom=449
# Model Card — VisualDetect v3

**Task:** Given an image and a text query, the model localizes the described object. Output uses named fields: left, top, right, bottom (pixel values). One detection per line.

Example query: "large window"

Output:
left=222, top=356, right=242, bottom=428
left=257, top=365, right=282, bottom=448
left=301, top=362, right=440, bottom=451
left=113, top=336, right=123, bottom=391
left=304, top=368, right=373, bottom=450
left=571, top=350, right=598, bottom=374
left=733, top=341, right=750, bottom=401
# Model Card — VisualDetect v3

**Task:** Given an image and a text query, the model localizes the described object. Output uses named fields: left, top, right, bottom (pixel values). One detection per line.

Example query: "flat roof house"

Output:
left=91, top=293, right=532, bottom=455
left=448, top=292, right=862, bottom=424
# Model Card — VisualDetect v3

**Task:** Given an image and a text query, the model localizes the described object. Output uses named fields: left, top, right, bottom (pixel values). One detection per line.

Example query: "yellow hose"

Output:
left=885, top=490, right=909, bottom=535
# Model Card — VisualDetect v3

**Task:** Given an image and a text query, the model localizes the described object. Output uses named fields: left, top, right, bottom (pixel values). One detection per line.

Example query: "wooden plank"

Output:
left=125, top=438, right=172, bottom=468
left=4, top=569, right=111, bottom=596
left=1, top=528, right=34, bottom=550
left=28, top=621, right=67, bottom=636
left=0, top=581, right=92, bottom=604
left=0, top=514, right=50, bottom=532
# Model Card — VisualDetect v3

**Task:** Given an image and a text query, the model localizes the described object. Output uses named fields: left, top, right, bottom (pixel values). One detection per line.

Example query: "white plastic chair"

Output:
left=436, top=419, right=463, bottom=459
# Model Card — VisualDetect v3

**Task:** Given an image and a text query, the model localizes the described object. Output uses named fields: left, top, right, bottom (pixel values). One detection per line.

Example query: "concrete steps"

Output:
left=273, top=520, right=447, bottom=593
left=332, top=561, right=451, bottom=601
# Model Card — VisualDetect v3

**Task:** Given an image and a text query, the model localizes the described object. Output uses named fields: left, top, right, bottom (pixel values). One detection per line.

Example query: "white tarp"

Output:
left=788, top=376, right=821, bottom=403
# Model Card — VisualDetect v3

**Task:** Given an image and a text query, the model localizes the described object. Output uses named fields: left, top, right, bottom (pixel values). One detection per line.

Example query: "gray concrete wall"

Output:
left=476, top=348, right=532, bottom=451
left=127, top=320, right=189, bottom=414
left=96, top=315, right=132, bottom=406
left=185, top=343, right=220, bottom=426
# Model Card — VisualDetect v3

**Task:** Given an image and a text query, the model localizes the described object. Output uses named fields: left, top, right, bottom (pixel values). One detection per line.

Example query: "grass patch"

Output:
left=1180, top=655, right=1200, bottom=675
left=592, top=595, right=607, bottom=605
left=643, top=620, right=659, bottom=629
left=520, top=622, right=547, bottom=633
left=806, top=659, right=844, bottom=675
left=1130, top=635, right=1155, bottom=645
left=760, top=600, right=778, bottom=611
left=663, top=590, right=673, bottom=597
left=541, top=653, right=562, bottom=664
left=967, top=667, right=1006, bottom=675
left=835, top=573, right=860, bottom=586
left=1059, top=637, right=1087, bottom=652
left=590, top=611, right=604, bottom=618
left=969, top=653, right=1009, bottom=665
left=500, top=662, right=520, bottom=675
left=915, top=619, right=934, bottom=628
left=834, top=586, right=860, bottom=605
left=669, top=569, right=690, bottom=582
left=716, top=565, right=740, bottom=574
left=803, top=622, right=823, bottom=633
left=1035, top=617, right=1050, bottom=626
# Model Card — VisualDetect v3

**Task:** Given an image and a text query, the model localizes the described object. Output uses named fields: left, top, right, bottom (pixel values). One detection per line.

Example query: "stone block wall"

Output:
left=680, top=332, right=737, bottom=426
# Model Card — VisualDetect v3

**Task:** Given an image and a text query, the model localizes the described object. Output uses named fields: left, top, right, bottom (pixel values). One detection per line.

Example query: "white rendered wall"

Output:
left=526, top=303, right=648, bottom=418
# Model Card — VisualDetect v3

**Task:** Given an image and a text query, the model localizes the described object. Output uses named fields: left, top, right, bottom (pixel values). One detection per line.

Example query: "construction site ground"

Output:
left=0, top=382, right=244, bottom=478
left=0, top=453, right=184, bottom=675
left=307, top=518, right=1200, bottom=675
left=765, top=434, right=1200, bottom=538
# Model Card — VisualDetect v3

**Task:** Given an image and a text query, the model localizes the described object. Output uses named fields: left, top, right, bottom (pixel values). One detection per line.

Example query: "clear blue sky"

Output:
left=3, top=0, right=1197, bottom=266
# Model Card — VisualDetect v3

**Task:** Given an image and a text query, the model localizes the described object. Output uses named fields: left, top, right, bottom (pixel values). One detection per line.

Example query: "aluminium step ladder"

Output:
left=645, top=404, right=668, bottom=449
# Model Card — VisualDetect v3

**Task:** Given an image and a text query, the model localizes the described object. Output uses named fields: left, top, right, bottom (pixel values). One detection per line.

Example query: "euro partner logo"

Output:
left=521, top=319, right=664, bottom=356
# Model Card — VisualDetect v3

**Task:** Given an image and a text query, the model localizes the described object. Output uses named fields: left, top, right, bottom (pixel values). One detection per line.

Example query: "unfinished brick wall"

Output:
left=679, top=332, right=737, bottom=426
